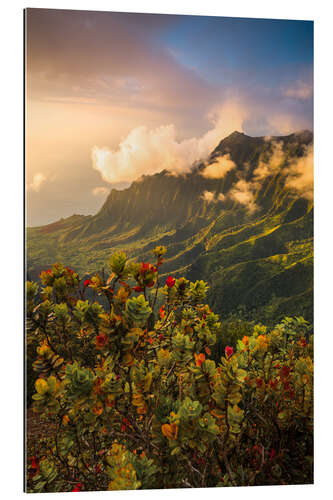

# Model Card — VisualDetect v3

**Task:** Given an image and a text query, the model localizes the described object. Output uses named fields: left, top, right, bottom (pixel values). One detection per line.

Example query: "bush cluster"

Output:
left=26, top=247, right=313, bottom=492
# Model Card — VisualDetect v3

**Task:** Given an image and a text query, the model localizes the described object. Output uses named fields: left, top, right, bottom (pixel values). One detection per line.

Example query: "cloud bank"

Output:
left=92, top=101, right=246, bottom=183
left=230, top=141, right=314, bottom=212
left=285, top=145, right=313, bottom=200
left=253, top=141, right=285, bottom=182
left=283, top=81, right=313, bottom=101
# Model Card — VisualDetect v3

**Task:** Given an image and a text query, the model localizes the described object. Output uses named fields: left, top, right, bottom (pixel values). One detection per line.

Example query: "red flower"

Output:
left=72, top=482, right=82, bottom=492
left=134, top=285, right=144, bottom=292
left=205, top=346, right=211, bottom=355
left=158, top=334, right=164, bottom=341
left=256, top=377, right=263, bottom=388
left=31, top=456, right=38, bottom=469
left=280, top=366, right=291, bottom=378
left=283, top=381, right=291, bottom=391
left=269, top=378, right=279, bottom=390
left=46, top=269, right=52, bottom=274
left=147, top=337, right=153, bottom=345
left=269, top=449, right=276, bottom=460
left=288, top=389, right=296, bottom=399
left=140, top=262, right=150, bottom=274
left=96, top=334, right=107, bottom=349
left=83, top=279, right=91, bottom=287
left=166, top=276, right=176, bottom=288
left=225, top=346, right=234, bottom=359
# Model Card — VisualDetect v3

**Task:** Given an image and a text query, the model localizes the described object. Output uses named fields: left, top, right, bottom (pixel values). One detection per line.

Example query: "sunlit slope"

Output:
left=27, top=130, right=313, bottom=322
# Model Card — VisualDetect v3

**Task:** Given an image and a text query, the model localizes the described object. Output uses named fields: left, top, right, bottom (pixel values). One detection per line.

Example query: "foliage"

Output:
left=26, top=247, right=313, bottom=492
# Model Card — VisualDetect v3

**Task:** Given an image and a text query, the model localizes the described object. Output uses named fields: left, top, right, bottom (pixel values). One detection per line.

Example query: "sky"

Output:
left=25, top=8, right=313, bottom=226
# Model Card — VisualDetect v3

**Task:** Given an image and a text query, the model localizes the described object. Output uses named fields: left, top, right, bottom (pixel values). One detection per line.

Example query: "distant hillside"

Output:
left=27, top=130, right=313, bottom=324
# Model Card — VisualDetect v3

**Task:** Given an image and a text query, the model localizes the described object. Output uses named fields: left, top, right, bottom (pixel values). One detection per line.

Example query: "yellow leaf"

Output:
left=143, top=372, right=152, bottom=392
left=35, top=378, right=48, bottom=395
left=123, top=353, right=134, bottom=367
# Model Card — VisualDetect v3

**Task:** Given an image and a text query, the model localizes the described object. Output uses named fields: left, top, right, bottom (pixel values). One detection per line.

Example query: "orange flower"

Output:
left=161, top=423, right=178, bottom=440
left=140, top=262, right=150, bottom=274
left=159, top=305, right=165, bottom=319
left=195, top=353, right=206, bottom=367
left=62, top=414, right=70, bottom=426
left=242, top=336, right=249, bottom=346
left=299, top=337, right=307, bottom=347
left=92, top=401, right=103, bottom=416
left=257, top=335, right=269, bottom=350
left=93, top=377, right=103, bottom=394
left=205, top=346, right=211, bottom=356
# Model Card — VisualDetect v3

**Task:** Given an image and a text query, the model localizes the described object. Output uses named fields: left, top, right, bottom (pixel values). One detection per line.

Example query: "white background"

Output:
left=1, top=0, right=332, bottom=498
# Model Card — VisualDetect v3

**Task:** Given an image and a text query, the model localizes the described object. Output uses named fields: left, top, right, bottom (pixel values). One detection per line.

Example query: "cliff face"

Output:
left=27, top=130, right=313, bottom=323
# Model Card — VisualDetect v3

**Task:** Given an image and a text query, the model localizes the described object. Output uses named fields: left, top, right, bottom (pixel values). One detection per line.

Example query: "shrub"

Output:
left=26, top=248, right=313, bottom=492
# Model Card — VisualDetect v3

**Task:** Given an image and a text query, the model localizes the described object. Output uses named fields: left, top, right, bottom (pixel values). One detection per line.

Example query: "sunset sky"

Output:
left=25, top=8, right=313, bottom=226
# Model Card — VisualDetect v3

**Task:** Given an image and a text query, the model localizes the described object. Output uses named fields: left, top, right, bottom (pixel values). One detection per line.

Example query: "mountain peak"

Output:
left=228, top=130, right=245, bottom=137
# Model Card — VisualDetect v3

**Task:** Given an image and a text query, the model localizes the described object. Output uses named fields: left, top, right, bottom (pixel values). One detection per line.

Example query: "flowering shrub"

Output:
left=26, top=248, right=313, bottom=492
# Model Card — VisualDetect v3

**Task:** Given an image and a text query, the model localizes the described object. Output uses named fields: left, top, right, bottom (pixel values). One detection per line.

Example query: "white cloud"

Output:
left=200, top=191, right=226, bottom=203
left=253, top=141, right=284, bottom=182
left=229, top=179, right=257, bottom=213
left=285, top=145, right=313, bottom=200
left=253, top=141, right=313, bottom=200
left=91, top=100, right=247, bottom=184
left=201, top=190, right=216, bottom=203
left=28, top=173, right=46, bottom=192
left=201, top=154, right=236, bottom=179
left=92, top=186, right=109, bottom=196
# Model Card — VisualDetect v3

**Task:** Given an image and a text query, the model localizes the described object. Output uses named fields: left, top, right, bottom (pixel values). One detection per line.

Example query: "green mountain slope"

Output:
left=27, top=130, right=313, bottom=323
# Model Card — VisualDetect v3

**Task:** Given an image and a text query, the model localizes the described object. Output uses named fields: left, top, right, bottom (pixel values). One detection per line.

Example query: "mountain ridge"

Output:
left=27, top=130, right=313, bottom=324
